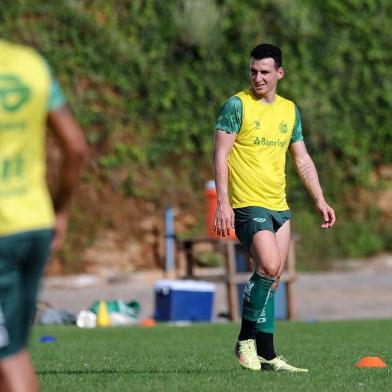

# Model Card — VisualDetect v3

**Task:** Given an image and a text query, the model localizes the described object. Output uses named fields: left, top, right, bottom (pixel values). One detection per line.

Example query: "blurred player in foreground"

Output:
left=0, top=39, right=88, bottom=391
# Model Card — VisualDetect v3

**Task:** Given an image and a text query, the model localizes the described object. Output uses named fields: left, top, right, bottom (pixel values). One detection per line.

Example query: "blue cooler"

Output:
left=154, top=280, right=215, bottom=322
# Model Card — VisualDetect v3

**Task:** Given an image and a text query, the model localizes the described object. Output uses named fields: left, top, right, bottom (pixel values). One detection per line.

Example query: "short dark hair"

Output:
left=250, top=44, right=282, bottom=68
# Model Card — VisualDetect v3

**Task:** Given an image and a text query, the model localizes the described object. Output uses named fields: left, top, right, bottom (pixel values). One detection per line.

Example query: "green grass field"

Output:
left=31, top=319, right=391, bottom=391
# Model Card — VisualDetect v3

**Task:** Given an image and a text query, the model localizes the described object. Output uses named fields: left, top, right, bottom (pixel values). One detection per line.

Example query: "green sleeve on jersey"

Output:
left=48, top=78, right=66, bottom=112
left=43, top=60, right=66, bottom=111
left=215, top=96, right=243, bottom=133
left=290, top=104, right=304, bottom=144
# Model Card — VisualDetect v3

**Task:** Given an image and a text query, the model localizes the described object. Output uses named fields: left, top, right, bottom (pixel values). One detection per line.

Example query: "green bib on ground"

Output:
left=90, top=300, right=140, bottom=319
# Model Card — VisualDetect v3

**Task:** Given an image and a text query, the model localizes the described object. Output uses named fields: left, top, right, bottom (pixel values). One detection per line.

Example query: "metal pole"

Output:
left=165, top=207, right=175, bottom=277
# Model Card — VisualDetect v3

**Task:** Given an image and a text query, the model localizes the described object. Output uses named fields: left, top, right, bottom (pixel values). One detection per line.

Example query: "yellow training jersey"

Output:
left=215, top=89, right=303, bottom=210
left=0, top=40, right=65, bottom=235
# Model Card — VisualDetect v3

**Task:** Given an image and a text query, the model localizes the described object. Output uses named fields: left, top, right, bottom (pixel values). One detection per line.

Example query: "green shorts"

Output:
left=234, top=206, right=291, bottom=252
left=0, top=229, right=52, bottom=359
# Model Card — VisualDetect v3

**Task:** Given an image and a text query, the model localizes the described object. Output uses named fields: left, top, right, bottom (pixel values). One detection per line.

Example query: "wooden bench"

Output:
left=176, top=237, right=297, bottom=322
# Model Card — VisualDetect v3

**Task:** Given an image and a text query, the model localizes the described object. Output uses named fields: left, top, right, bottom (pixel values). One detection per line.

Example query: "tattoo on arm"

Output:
left=298, top=160, right=317, bottom=183
left=296, top=156, right=325, bottom=202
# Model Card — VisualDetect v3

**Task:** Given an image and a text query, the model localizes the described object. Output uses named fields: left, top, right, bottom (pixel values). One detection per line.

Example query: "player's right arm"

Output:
left=213, top=96, right=242, bottom=237
left=213, top=130, right=236, bottom=237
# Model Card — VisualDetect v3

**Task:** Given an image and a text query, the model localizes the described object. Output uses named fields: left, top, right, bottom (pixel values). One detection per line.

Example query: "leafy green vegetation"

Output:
left=1, top=0, right=391, bottom=267
left=32, top=320, right=392, bottom=391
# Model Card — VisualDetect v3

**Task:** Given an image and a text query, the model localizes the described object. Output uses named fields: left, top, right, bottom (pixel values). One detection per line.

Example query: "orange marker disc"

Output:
left=354, top=356, right=387, bottom=368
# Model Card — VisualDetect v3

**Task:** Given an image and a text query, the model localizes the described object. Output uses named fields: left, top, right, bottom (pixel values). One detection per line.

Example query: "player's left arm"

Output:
left=289, top=141, right=336, bottom=228
left=47, top=105, right=89, bottom=251
left=45, top=72, right=89, bottom=251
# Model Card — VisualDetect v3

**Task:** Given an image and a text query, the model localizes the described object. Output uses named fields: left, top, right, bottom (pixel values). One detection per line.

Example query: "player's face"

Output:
left=249, top=57, right=284, bottom=99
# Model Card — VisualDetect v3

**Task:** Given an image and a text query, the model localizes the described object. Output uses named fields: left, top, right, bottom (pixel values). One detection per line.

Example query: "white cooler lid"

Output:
left=154, top=279, right=215, bottom=292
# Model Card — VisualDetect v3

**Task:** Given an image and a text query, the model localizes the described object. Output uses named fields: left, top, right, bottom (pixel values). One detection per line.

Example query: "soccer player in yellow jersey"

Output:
left=213, top=44, right=336, bottom=372
left=0, top=40, right=88, bottom=391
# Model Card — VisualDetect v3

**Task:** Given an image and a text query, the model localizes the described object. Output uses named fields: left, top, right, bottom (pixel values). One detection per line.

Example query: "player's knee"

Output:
left=257, top=263, right=279, bottom=278
left=266, top=265, right=279, bottom=277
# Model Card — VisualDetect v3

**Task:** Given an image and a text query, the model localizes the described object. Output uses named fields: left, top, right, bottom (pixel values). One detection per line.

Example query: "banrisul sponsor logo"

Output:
left=253, top=137, right=286, bottom=148
left=0, top=153, right=24, bottom=181
left=0, top=153, right=26, bottom=197
left=0, top=75, right=31, bottom=112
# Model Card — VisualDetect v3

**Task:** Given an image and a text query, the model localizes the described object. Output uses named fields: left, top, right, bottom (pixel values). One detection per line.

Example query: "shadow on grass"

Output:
left=37, top=368, right=229, bottom=375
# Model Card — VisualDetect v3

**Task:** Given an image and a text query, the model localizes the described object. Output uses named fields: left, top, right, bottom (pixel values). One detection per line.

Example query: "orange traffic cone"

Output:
left=354, top=356, right=387, bottom=368
left=140, top=318, right=156, bottom=327
left=96, top=300, right=111, bottom=327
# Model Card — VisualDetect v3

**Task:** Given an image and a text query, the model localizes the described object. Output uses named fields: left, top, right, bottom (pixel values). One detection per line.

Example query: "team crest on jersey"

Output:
left=254, top=120, right=261, bottom=129
left=279, top=121, right=288, bottom=134
left=0, top=75, right=31, bottom=112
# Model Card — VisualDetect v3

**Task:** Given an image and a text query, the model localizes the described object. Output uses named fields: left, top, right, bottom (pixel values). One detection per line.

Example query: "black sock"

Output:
left=238, top=318, right=256, bottom=341
left=255, top=332, right=276, bottom=360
